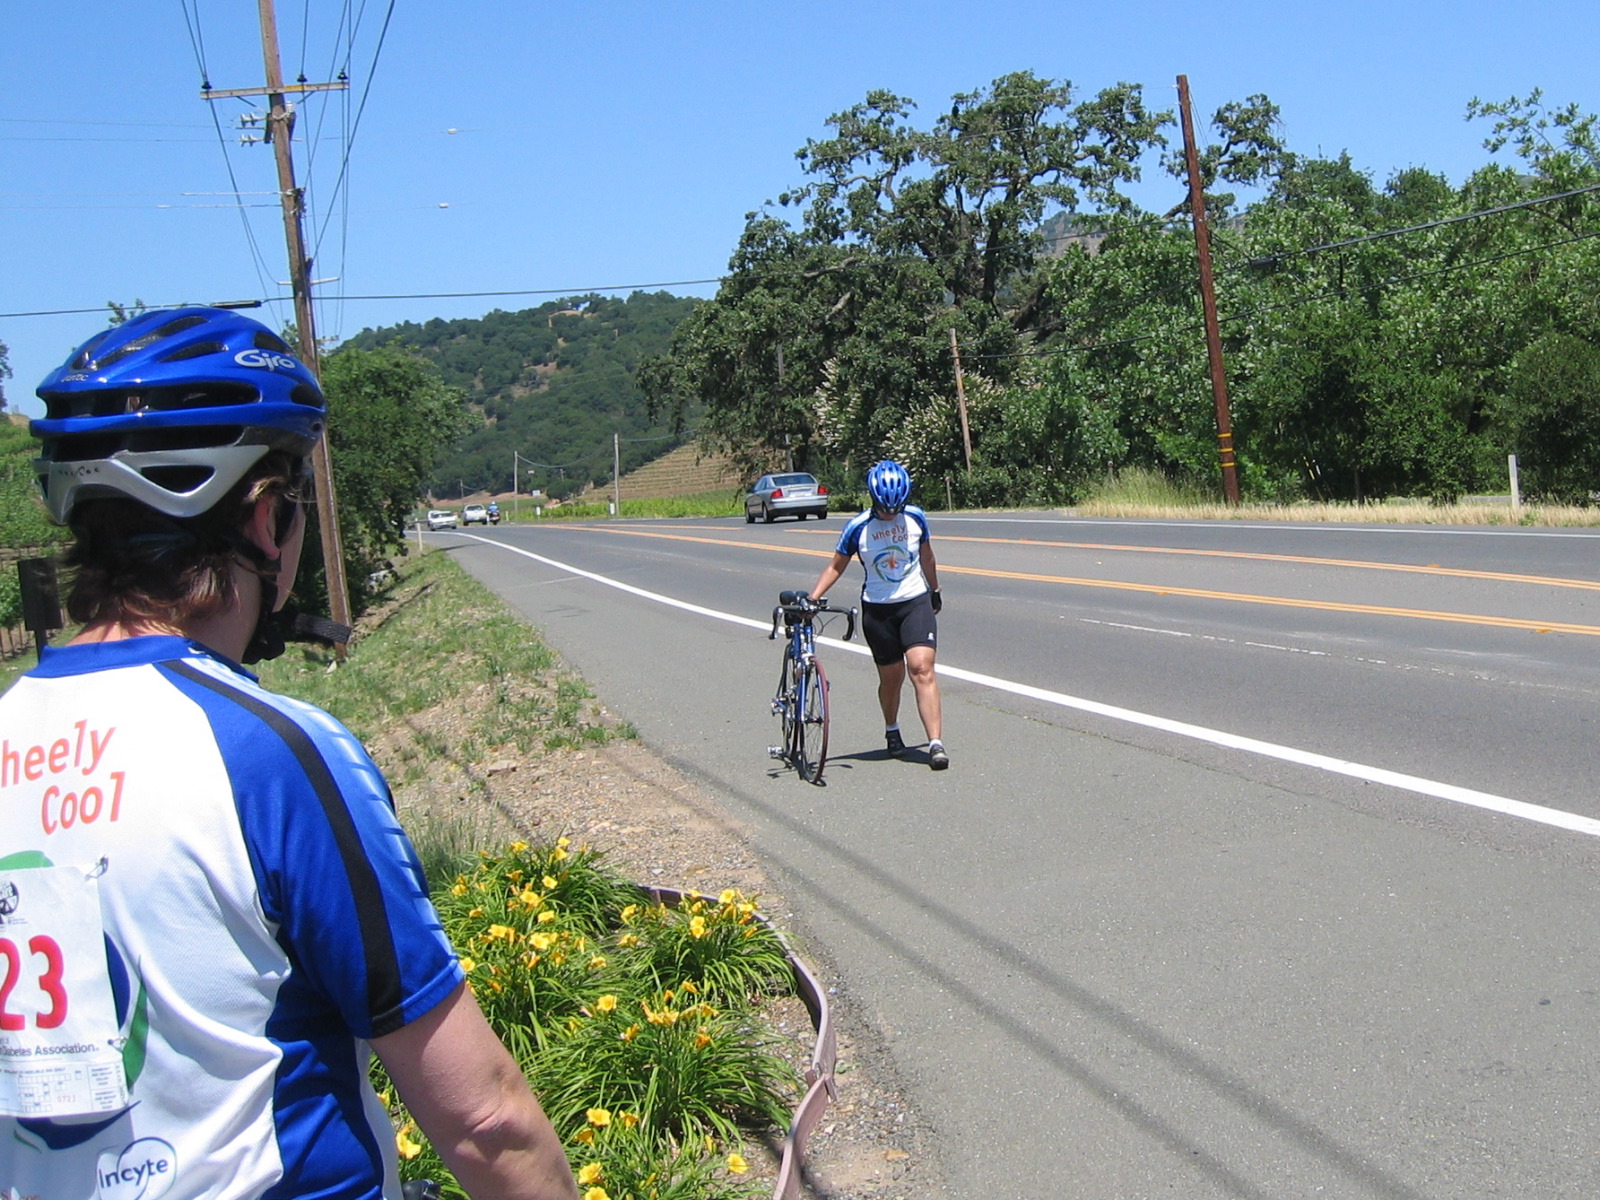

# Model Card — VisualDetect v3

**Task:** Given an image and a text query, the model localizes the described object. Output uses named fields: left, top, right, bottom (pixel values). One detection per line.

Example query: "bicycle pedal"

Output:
left=767, top=746, right=786, bottom=760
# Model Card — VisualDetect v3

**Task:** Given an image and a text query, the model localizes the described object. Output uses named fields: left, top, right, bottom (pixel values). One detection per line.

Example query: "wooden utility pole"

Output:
left=1177, top=74, right=1241, bottom=506
left=949, top=328, right=974, bottom=471
left=205, top=0, right=353, bottom=640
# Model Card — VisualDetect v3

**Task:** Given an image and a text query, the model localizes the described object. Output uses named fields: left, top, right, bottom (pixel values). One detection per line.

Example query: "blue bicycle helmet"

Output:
left=32, top=306, right=325, bottom=523
left=866, top=459, right=912, bottom=514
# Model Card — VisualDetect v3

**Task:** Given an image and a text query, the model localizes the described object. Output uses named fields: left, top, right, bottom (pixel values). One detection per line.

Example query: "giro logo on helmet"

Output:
left=233, top=348, right=301, bottom=371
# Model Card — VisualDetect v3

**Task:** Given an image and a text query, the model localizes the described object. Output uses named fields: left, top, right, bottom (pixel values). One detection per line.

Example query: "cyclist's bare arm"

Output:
left=919, top=540, right=940, bottom=592
left=374, top=982, right=579, bottom=1200
left=810, top=551, right=851, bottom=601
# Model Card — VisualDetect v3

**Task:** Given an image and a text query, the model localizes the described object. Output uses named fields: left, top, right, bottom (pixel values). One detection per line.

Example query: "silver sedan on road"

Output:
left=743, top=473, right=831, bottom=522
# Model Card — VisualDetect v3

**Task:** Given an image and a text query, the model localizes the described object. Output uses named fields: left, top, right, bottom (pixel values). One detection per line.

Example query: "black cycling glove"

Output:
left=930, top=589, right=943, bottom=613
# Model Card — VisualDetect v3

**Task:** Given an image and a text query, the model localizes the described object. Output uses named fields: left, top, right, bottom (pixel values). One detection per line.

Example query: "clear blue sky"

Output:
left=4, top=1, right=1596, bottom=417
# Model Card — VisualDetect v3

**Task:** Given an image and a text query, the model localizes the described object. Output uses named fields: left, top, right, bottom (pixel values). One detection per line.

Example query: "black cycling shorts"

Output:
left=860, top=593, right=938, bottom=665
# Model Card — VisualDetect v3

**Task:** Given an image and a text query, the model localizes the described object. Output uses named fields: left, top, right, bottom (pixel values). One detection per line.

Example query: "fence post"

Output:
left=19, top=558, right=64, bottom=662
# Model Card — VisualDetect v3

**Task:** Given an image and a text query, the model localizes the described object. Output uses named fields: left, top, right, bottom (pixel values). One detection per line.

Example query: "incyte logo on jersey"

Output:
left=97, top=1139, right=176, bottom=1200
left=233, top=348, right=300, bottom=372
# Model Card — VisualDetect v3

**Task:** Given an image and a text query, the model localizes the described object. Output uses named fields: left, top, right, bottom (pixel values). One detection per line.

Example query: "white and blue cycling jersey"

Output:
left=0, top=636, right=463, bottom=1200
left=835, top=505, right=933, bottom=605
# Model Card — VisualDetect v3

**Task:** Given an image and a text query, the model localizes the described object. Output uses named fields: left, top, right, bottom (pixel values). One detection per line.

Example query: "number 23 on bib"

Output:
left=0, top=863, right=129, bottom=1118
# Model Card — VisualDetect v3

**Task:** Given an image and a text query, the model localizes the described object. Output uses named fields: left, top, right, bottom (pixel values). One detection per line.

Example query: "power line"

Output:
left=179, top=0, right=278, bottom=303
left=310, top=0, right=395, bottom=260
left=1249, top=180, right=1600, bottom=265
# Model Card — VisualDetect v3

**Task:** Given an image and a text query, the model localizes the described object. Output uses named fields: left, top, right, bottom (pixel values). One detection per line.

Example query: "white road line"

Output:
left=466, top=533, right=1600, bottom=840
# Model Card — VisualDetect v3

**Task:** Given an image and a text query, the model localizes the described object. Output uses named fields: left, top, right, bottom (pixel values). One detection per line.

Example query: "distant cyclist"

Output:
left=809, top=460, right=948, bottom=769
left=0, top=308, right=577, bottom=1199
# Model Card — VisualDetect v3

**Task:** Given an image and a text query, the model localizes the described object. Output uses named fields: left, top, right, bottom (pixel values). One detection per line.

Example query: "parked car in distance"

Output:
left=744, top=473, right=830, bottom=523
left=462, top=503, right=489, bottom=525
left=427, top=509, right=458, bottom=530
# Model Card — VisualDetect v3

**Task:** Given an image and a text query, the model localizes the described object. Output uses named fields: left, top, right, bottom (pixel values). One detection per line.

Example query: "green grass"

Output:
left=258, top=550, right=623, bottom=755
left=503, top=489, right=746, bottom=522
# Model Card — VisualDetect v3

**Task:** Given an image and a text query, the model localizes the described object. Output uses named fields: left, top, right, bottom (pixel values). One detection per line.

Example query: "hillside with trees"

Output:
left=341, top=291, right=698, bottom=499
left=641, top=76, right=1600, bottom=506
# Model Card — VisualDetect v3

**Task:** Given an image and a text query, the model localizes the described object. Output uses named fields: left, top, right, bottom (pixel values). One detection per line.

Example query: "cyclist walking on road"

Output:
left=0, top=308, right=577, bottom=1200
left=809, top=460, right=949, bottom=769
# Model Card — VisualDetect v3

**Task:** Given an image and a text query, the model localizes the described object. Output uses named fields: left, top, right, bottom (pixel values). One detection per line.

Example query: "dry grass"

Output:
left=1066, top=467, right=1600, bottom=526
left=1073, top=498, right=1600, bottom=526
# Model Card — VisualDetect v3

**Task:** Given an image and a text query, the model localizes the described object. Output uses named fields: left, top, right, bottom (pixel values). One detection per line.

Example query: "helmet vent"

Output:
left=254, top=331, right=292, bottom=353
left=160, top=341, right=225, bottom=363
left=69, top=331, right=114, bottom=371
left=140, top=465, right=215, bottom=495
left=127, top=425, right=244, bottom=453
left=141, top=383, right=257, bottom=412
left=91, top=315, right=211, bottom=371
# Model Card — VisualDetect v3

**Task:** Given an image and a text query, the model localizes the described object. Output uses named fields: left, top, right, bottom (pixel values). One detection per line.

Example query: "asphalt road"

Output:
left=436, top=513, right=1600, bottom=1200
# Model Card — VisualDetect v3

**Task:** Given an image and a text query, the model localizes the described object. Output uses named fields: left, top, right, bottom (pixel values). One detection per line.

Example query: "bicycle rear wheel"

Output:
left=795, top=659, right=829, bottom=783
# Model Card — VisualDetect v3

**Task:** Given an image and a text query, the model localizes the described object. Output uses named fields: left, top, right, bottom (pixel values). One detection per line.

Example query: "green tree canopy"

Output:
left=300, top=343, right=470, bottom=613
left=642, top=71, right=1288, bottom=487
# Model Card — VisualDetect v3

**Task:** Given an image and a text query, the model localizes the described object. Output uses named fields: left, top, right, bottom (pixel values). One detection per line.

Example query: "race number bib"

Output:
left=0, top=865, right=128, bottom=1117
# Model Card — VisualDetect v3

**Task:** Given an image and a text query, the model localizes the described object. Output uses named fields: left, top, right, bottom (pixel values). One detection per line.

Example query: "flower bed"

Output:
left=380, top=839, right=834, bottom=1200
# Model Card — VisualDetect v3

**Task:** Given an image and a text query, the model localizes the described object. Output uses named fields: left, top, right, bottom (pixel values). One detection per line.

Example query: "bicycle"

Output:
left=768, top=589, right=856, bottom=784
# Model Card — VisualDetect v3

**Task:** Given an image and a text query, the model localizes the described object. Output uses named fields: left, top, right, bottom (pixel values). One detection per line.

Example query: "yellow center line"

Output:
left=610, top=519, right=1600, bottom=592
left=569, top=524, right=1600, bottom=637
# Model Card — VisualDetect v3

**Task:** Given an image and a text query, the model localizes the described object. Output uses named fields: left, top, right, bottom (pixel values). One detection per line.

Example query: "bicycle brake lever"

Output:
left=769, top=608, right=781, bottom=640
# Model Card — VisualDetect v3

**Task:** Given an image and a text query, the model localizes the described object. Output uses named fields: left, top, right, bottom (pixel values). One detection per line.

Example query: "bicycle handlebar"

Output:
left=769, top=592, right=857, bottom=642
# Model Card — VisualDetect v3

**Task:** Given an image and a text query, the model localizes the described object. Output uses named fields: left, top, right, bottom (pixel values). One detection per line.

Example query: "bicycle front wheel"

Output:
left=795, top=658, right=830, bottom=783
left=774, top=647, right=800, bottom=761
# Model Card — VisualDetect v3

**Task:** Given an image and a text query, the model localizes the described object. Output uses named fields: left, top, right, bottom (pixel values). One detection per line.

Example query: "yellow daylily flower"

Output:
left=487, top=924, right=518, bottom=941
left=582, top=1188, right=610, bottom=1200
left=620, top=1023, right=640, bottom=1042
left=577, top=1163, right=604, bottom=1185
left=620, top=904, right=639, bottom=923
left=530, top=932, right=556, bottom=952
left=543, top=875, right=559, bottom=890
left=458, top=956, right=476, bottom=973
left=621, top=1112, right=640, bottom=1129
left=689, top=916, right=708, bottom=939
left=575, top=1127, right=595, bottom=1145
left=468, top=907, right=485, bottom=919
left=727, top=1153, right=749, bottom=1175
left=450, top=882, right=469, bottom=897
left=694, top=1031, right=712, bottom=1049
left=719, top=888, right=739, bottom=905
left=617, top=933, right=640, bottom=948
left=519, top=888, right=541, bottom=909
left=588, top=955, right=607, bottom=970
left=396, top=1124, right=423, bottom=1160
left=509, top=840, right=529, bottom=854
left=596, top=994, right=618, bottom=1013
left=586, top=1107, right=612, bottom=1128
